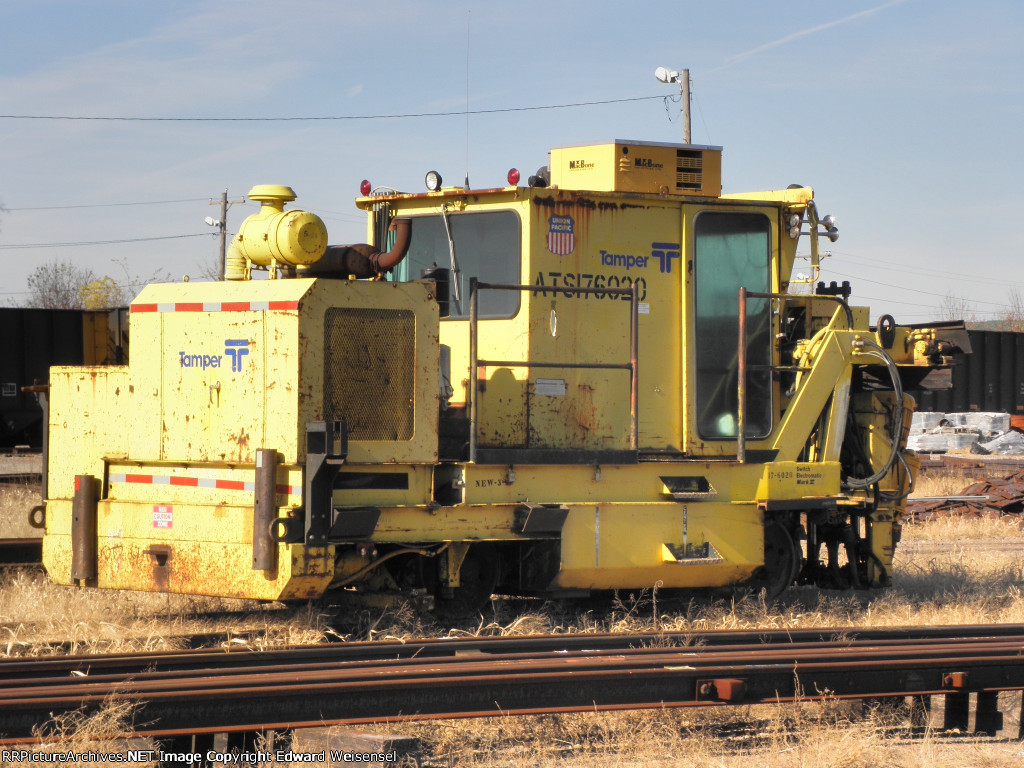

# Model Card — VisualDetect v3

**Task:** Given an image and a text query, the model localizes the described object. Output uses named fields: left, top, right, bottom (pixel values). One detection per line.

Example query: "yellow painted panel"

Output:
left=302, top=278, right=440, bottom=465
left=331, top=465, right=433, bottom=509
left=48, top=366, right=129, bottom=498
left=104, top=461, right=303, bottom=508
left=756, top=461, right=842, bottom=501
left=525, top=198, right=683, bottom=452
left=459, top=462, right=764, bottom=506
left=127, top=279, right=313, bottom=463
left=556, top=502, right=761, bottom=589
left=43, top=499, right=332, bottom=600
left=160, top=312, right=267, bottom=463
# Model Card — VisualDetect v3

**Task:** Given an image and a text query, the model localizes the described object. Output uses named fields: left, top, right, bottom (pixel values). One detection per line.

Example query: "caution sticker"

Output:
left=152, top=505, right=173, bottom=529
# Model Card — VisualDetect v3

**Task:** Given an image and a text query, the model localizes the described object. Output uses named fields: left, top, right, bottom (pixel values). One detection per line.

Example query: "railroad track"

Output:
left=0, top=538, right=41, bottom=567
left=1, top=624, right=1023, bottom=743
left=0, top=604, right=307, bottom=657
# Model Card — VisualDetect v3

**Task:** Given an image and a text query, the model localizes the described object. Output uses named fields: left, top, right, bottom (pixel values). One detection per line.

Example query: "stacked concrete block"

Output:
left=908, top=411, right=1024, bottom=455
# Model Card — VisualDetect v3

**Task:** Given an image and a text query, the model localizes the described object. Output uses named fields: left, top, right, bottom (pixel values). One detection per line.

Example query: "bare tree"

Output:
left=1003, top=288, right=1024, bottom=332
left=939, top=292, right=976, bottom=324
left=108, top=257, right=172, bottom=302
left=25, top=259, right=96, bottom=309
left=195, top=249, right=224, bottom=282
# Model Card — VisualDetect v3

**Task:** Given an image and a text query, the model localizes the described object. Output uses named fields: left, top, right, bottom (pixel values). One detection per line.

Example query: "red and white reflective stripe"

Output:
left=109, top=473, right=301, bottom=496
left=130, top=301, right=300, bottom=313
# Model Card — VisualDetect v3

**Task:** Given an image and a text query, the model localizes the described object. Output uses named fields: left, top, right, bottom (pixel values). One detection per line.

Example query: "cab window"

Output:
left=403, top=211, right=521, bottom=319
left=694, top=211, right=772, bottom=440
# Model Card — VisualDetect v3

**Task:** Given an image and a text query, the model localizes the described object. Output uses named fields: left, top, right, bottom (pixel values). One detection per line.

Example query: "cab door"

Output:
left=685, top=208, right=774, bottom=456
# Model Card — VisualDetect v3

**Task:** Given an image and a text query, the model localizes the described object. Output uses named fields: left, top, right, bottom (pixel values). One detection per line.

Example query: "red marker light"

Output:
left=360, top=179, right=372, bottom=196
left=507, top=168, right=521, bottom=186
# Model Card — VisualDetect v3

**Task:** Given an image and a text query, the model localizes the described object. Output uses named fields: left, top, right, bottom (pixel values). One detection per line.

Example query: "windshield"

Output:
left=403, top=210, right=521, bottom=319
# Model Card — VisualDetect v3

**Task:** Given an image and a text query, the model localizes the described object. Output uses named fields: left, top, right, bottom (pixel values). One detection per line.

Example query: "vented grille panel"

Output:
left=676, top=150, right=704, bottom=191
left=324, top=308, right=415, bottom=441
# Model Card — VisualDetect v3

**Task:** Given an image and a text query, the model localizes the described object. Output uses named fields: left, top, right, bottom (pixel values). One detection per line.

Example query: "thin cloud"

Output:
left=710, top=0, right=914, bottom=72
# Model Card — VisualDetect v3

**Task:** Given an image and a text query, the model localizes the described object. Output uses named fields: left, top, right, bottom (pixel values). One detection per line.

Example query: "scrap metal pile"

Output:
left=908, top=469, right=1024, bottom=522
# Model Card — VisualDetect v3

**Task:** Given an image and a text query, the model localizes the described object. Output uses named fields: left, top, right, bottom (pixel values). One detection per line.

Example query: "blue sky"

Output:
left=1, top=0, right=1021, bottom=323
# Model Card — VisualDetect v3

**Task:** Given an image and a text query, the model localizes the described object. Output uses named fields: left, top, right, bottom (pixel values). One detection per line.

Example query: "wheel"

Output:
left=745, top=521, right=799, bottom=600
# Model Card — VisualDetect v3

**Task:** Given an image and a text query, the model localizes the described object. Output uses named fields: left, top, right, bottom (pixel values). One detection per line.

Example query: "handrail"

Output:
left=737, top=290, right=853, bottom=464
left=469, top=279, right=639, bottom=463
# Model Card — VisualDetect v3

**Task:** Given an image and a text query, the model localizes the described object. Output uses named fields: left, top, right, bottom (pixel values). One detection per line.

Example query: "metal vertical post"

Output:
left=974, top=690, right=1002, bottom=735
left=943, top=691, right=970, bottom=732
left=71, top=474, right=97, bottom=581
left=737, top=287, right=747, bottom=464
left=469, top=278, right=479, bottom=463
left=629, top=280, right=639, bottom=451
left=210, top=189, right=244, bottom=281
left=253, top=449, right=278, bottom=571
left=1018, top=691, right=1024, bottom=739
left=39, top=387, right=49, bottom=510
left=218, top=190, right=228, bottom=280
left=681, top=68, right=691, bottom=144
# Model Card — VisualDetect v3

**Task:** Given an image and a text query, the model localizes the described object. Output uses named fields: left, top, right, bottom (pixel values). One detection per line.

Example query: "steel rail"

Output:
left=7, top=639, right=1024, bottom=705
left=4, top=622, right=1022, bottom=680
left=7, top=633, right=1024, bottom=690
left=1, top=626, right=1024, bottom=741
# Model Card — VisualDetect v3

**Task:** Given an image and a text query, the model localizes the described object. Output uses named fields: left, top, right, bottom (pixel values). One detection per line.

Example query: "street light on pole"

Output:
left=206, top=189, right=246, bottom=281
left=654, top=67, right=690, bottom=144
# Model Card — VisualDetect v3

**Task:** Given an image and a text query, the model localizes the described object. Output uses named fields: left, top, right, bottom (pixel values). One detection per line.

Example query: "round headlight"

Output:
left=425, top=171, right=442, bottom=192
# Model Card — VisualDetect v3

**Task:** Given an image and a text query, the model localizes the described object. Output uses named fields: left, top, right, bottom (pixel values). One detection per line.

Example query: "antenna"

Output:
left=464, top=11, right=471, bottom=189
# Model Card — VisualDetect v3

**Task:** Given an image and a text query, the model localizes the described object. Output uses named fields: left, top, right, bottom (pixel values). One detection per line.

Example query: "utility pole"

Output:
left=654, top=66, right=691, bottom=144
left=680, top=68, right=690, bottom=144
left=207, top=190, right=246, bottom=280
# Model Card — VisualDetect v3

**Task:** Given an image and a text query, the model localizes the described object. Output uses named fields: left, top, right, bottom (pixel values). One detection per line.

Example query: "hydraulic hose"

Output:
left=330, top=543, right=449, bottom=589
left=878, top=451, right=914, bottom=502
left=844, top=339, right=904, bottom=491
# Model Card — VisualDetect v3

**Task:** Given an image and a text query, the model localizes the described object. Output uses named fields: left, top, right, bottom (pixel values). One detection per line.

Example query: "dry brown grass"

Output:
left=911, top=469, right=974, bottom=499
left=374, top=704, right=1024, bottom=768
left=902, top=512, right=1024, bottom=541
left=6, top=470, right=1024, bottom=764
left=0, top=567, right=335, bottom=655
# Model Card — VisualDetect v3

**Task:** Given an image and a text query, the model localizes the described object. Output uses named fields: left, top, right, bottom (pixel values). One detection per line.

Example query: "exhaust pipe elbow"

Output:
left=303, top=218, right=411, bottom=280
left=369, top=217, right=411, bottom=274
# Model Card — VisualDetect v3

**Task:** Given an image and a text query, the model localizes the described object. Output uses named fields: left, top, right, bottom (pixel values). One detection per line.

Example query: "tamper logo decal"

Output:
left=224, top=339, right=250, bottom=372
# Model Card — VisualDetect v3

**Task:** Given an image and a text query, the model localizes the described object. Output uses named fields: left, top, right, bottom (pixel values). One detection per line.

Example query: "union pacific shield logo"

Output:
left=547, top=215, right=575, bottom=256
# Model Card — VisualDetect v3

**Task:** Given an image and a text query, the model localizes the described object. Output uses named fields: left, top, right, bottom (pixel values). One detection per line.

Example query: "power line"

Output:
left=829, top=249, right=1024, bottom=290
left=315, top=208, right=369, bottom=223
left=827, top=268, right=1017, bottom=309
left=852, top=294, right=946, bottom=310
left=7, top=197, right=210, bottom=211
left=0, top=233, right=214, bottom=249
left=0, top=95, right=664, bottom=123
